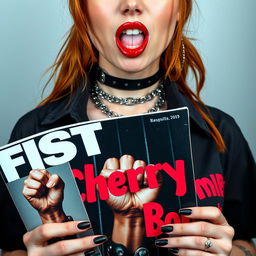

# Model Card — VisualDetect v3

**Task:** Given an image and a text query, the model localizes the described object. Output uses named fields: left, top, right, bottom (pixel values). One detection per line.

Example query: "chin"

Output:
left=116, top=56, right=156, bottom=74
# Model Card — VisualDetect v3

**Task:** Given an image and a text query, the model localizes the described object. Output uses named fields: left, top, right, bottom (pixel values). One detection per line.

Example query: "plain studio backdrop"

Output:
left=0, top=0, right=255, bottom=161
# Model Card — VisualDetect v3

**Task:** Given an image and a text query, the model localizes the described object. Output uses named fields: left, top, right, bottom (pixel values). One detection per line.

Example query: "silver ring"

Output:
left=204, top=238, right=213, bottom=250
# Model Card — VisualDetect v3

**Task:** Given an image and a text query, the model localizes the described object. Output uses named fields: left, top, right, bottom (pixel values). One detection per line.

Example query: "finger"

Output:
left=24, top=178, right=43, bottom=190
left=133, top=160, right=146, bottom=186
left=161, top=221, right=235, bottom=239
left=24, top=221, right=92, bottom=246
left=155, top=236, right=222, bottom=253
left=133, top=160, right=146, bottom=169
left=43, top=235, right=107, bottom=256
left=103, top=157, right=119, bottom=170
left=46, top=174, right=63, bottom=189
left=120, top=154, right=134, bottom=170
left=22, top=187, right=42, bottom=197
left=29, top=169, right=50, bottom=185
left=179, top=207, right=229, bottom=225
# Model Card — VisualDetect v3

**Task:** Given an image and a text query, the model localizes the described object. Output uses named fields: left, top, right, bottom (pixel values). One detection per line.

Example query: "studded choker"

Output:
left=93, top=65, right=164, bottom=90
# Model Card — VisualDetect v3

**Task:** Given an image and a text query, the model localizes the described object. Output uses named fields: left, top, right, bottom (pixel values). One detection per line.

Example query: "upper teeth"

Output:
left=123, top=29, right=142, bottom=35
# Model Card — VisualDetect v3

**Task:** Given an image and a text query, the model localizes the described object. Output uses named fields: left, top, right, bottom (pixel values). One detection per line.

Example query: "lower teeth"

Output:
left=125, top=45, right=141, bottom=49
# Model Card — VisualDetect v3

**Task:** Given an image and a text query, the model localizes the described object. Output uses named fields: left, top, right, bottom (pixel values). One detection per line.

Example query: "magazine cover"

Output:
left=0, top=107, right=197, bottom=255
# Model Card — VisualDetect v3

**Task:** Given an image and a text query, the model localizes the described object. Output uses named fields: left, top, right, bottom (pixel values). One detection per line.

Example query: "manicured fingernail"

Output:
left=168, top=248, right=179, bottom=254
left=93, top=235, right=108, bottom=244
left=155, top=239, right=168, bottom=246
left=179, top=209, right=192, bottom=215
left=84, top=250, right=95, bottom=256
left=161, top=226, right=173, bottom=233
left=77, top=221, right=91, bottom=230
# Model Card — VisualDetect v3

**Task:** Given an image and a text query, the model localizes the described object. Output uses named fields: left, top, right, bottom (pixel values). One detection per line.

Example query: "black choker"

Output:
left=93, top=66, right=164, bottom=90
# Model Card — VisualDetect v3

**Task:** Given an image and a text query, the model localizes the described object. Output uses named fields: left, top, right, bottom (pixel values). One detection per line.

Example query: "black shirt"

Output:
left=0, top=79, right=255, bottom=251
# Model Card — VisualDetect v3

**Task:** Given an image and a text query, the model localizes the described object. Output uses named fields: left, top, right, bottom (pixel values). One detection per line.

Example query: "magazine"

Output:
left=0, top=107, right=197, bottom=255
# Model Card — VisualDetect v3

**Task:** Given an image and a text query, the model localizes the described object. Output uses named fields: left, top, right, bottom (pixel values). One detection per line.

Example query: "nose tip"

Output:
left=123, top=8, right=141, bottom=15
left=121, top=1, right=142, bottom=15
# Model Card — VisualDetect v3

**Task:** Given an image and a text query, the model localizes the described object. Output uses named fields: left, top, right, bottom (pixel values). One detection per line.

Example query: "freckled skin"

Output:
left=85, top=0, right=179, bottom=78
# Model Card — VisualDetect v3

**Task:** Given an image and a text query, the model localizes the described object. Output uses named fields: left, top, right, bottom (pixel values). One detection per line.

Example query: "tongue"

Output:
left=120, top=34, right=144, bottom=47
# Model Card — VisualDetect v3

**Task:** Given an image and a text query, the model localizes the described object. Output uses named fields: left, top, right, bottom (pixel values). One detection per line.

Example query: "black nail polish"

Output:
left=168, top=248, right=179, bottom=254
left=77, top=221, right=91, bottom=230
left=179, top=209, right=192, bottom=215
left=155, top=239, right=168, bottom=246
left=93, top=235, right=108, bottom=244
left=84, top=250, right=95, bottom=256
left=161, top=226, right=173, bottom=233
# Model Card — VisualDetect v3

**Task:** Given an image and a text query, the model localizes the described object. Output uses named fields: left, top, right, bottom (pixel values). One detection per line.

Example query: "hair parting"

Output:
left=39, top=0, right=225, bottom=152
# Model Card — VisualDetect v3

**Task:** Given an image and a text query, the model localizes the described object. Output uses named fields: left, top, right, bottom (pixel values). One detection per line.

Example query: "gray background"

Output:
left=0, top=0, right=255, bottom=160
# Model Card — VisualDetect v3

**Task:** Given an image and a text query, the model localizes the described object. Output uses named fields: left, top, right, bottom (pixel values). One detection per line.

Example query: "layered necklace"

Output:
left=90, top=66, right=166, bottom=118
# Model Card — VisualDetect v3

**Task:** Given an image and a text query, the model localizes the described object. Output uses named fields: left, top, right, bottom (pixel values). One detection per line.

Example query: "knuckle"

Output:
left=23, top=232, right=31, bottom=246
left=56, top=241, right=67, bottom=254
left=179, top=223, right=185, bottom=233
left=195, top=236, right=204, bottom=248
left=213, top=207, right=222, bottom=219
left=122, top=154, right=134, bottom=162
left=106, top=158, right=118, bottom=167
left=55, top=175, right=64, bottom=185
left=22, top=187, right=27, bottom=196
left=225, top=226, right=235, bottom=238
left=223, top=241, right=233, bottom=254
left=37, top=224, right=50, bottom=240
left=64, top=222, right=72, bottom=232
left=199, top=221, right=208, bottom=234
left=108, top=157, right=117, bottom=162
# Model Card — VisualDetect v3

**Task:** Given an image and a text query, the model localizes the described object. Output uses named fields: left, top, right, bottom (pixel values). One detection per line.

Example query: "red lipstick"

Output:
left=116, top=22, right=149, bottom=58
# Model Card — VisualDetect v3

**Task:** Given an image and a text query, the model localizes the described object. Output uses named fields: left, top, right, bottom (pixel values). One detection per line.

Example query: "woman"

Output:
left=1, top=0, right=256, bottom=255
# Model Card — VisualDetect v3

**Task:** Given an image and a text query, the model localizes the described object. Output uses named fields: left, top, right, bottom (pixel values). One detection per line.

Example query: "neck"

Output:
left=93, top=64, right=164, bottom=97
left=97, top=80, right=160, bottom=98
left=98, top=57, right=160, bottom=80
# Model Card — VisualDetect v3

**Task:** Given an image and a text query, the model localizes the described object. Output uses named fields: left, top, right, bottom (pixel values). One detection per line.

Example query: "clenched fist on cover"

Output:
left=22, top=169, right=67, bottom=224
left=100, top=154, right=163, bottom=215
left=100, top=154, right=163, bottom=252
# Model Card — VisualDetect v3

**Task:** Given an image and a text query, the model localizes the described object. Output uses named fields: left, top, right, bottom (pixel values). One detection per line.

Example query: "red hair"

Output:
left=40, top=0, right=225, bottom=151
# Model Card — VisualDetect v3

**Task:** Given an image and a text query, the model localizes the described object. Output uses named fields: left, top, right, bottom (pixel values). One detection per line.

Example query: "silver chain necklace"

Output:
left=91, top=82, right=166, bottom=118
left=94, top=83, right=164, bottom=106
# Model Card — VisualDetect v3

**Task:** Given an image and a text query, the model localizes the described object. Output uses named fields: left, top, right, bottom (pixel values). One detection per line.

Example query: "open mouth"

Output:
left=116, top=22, right=149, bottom=58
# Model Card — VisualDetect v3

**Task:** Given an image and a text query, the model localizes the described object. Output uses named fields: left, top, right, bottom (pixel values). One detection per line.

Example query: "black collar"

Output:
left=41, top=77, right=210, bottom=134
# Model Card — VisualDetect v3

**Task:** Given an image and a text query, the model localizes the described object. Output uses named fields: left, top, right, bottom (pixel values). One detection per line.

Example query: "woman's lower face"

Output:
left=84, top=0, right=180, bottom=77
